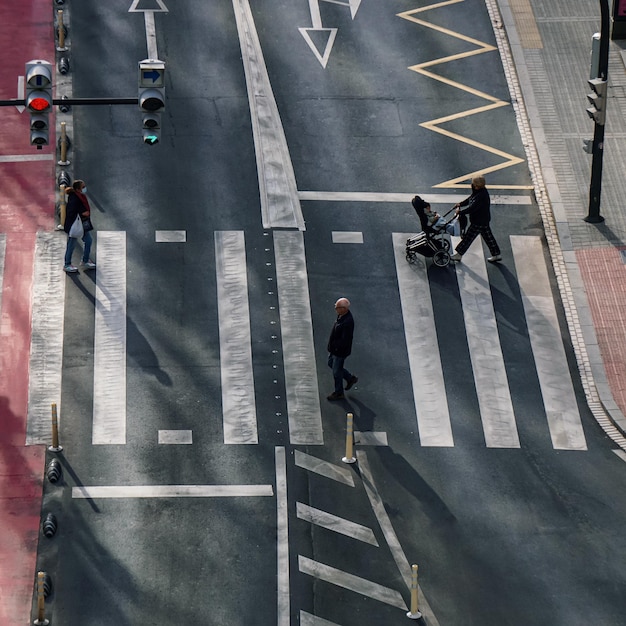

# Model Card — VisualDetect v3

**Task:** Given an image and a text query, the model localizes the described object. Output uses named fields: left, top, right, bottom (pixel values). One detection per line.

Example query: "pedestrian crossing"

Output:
left=21, top=229, right=586, bottom=451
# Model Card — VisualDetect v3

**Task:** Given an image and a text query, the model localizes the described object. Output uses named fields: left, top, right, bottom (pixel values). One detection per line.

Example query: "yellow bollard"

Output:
left=58, top=122, right=70, bottom=166
left=406, top=563, right=422, bottom=620
left=57, top=10, right=66, bottom=51
left=49, top=403, right=62, bottom=452
left=341, top=412, right=356, bottom=464
left=58, top=185, right=67, bottom=230
left=33, top=571, right=49, bottom=625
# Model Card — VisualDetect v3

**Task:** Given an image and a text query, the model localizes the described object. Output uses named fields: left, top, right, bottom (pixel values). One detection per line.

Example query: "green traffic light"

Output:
left=144, top=135, right=159, bottom=145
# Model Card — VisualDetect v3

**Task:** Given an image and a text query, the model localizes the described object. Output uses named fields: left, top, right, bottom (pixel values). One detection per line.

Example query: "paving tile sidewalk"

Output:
left=497, top=0, right=626, bottom=442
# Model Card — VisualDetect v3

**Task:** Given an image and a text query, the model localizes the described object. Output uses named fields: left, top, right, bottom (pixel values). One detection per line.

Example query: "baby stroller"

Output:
left=405, top=196, right=462, bottom=267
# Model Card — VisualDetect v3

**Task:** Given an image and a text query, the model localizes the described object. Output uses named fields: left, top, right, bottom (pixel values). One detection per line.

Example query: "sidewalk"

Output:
left=496, top=0, right=626, bottom=446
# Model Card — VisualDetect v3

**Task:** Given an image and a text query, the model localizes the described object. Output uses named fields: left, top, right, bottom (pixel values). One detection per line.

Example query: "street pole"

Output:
left=585, top=0, right=610, bottom=223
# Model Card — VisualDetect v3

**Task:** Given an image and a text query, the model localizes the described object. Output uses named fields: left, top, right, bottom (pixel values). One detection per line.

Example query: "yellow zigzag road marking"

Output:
left=399, top=1, right=532, bottom=189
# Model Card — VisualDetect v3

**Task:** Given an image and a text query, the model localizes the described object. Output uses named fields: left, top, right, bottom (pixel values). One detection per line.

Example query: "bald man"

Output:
left=327, top=297, right=358, bottom=401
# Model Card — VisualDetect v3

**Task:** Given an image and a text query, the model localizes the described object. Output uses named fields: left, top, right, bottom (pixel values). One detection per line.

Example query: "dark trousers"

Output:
left=328, top=354, right=352, bottom=394
left=455, top=224, right=500, bottom=256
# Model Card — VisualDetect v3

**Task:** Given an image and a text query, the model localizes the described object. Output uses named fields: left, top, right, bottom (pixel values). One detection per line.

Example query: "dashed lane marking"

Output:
left=300, top=611, right=342, bottom=626
left=158, top=430, right=193, bottom=444
left=0, top=154, right=54, bottom=162
left=72, top=485, right=274, bottom=498
left=155, top=230, right=186, bottom=242
left=276, top=446, right=290, bottom=626
left=331, top=231, right=363, bottom=243
left=294, top=450, right=355, bottom=487
left=299, top=191, right=532, bottom=204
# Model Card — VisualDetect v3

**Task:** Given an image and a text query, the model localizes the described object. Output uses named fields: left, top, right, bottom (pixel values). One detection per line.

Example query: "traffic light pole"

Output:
left=585, top=0, right=610, bottom=223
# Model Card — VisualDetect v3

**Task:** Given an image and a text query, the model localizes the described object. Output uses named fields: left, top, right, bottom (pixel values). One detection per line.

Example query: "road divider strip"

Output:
left=72, top=484, right=274, bottom=498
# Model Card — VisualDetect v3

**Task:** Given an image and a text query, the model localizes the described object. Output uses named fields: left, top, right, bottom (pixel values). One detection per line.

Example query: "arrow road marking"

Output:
left=129, top=0, right=169, bottom=59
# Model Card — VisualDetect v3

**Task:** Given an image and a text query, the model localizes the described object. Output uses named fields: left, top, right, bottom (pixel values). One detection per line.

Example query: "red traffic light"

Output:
left=29, top=96, right=51, bottom=112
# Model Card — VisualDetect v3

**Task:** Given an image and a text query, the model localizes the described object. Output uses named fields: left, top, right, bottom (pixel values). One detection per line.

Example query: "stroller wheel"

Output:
left=433, top=250, right=450, bottom=267
left=406, top=251, right=416, bottom=263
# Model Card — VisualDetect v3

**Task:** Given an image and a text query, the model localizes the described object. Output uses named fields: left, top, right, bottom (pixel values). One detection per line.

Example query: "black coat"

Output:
left=63, top=191, right=89, bottom=233
left=327, top=310, right=354, bottom=358
left=458, top=187, right=491, bottom=226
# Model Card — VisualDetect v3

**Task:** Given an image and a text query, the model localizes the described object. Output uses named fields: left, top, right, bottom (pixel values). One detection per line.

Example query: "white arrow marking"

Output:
left=129, top=0, right=168, bottom=58
left=16, top=76, right=24, bottom=113
left=128, top=0, right=168, bottom=12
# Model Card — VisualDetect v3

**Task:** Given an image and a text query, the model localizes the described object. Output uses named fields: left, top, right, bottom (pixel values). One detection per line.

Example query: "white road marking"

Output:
left=215, top=231, right=258, bottom=444
left=0, top=154, right=54, bottom=162
left=158, top=430, right=192, bottom=444
left=613, top=450, right=626, bottom=464
left=276, top=447, right=290, bottom=626
left=72, top=484, right=273, bottom=498
left=232, top=0, right=304, bottom=230
left=298, top=191, right=532, bottom=205
left=297, top=502, right=379, bottom=546
left=93, top=232, right=127, bottom=445
left=274, top=231, right=323, bottom=445
left=299, top=555, right=408, bottom=611
left=26, top=233, right=67, bottom=444
left=354, top=431, right=388, bottom=446
left=393, top=233, right=453, bottom=446
left=331, top=231, right=363, bottom=244
left=155, top=230, right=186, bottom=242
left=453, top=237, right=520, bottom=448
left=300, top=611, right=341, bottom=626
left=511, top=236, right=587, bottom=450
left=357, top=450, right=440, bottom=625
left=294, top=450, right=355, bottom=487
left=16, top=75, right=25, bottom=112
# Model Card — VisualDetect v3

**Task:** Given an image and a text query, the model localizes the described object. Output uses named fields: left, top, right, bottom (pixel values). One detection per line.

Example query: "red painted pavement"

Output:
left=0, top=1, right=55, bottom=624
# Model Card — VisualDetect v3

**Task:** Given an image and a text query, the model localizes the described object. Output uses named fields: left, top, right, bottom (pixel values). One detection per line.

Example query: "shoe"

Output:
left=345, top=375, right=358, bottom=390
left=63, top=265, right=78, bottom=273
left=80, top=260, right=96, bottom=270
left=487, top=254, right=502, bottom=263
left=450, top=253, right=463, bottom=262
left=327, top=392, right=345, bottom=401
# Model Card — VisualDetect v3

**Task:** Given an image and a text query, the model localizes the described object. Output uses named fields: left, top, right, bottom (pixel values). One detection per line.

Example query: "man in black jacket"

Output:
left=326, top=298, right=358, bottom=401
left=450, top=176, right=502, bottom=263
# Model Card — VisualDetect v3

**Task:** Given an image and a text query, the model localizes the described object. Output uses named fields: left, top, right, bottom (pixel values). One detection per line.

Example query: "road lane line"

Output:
left=299, top=555, right=408, bottom=610
left=511, top=236, right=587, bottom=450
left=298, top=191, right=532, bottom=205
left=274, top=231, right=323, bottom=445
left=454, top=237, right=520, bottom=448
left=294, top=451, right=355, bottom=487
left=93, top=232, right=127, bottom=445
left=614, top=450, right=626, bottom=464
left=357, top=450, right=440, bottom=625
left=158, top=430, right=192, bottom=444
left=393, top=233, right=453, bottom=446
left=297, top=502, right=379, bottom=546
left=0, top=154, right=55, bottom=163
left=300, top=611, right=341, bottom=626
left=331, top=231, right=363, bottom=244
left=26, top=232, right=66, bottom=444
left=72, top=484, right=274, bottom=498
left=155, top=230, right=186, bottom=242
left=0, top=234, right=5, bottom=319
left=276, top=446, right=290, bottom=626
left=232, top=0, right=304, bottom=230
left=215, top=231, right=258, bottom=444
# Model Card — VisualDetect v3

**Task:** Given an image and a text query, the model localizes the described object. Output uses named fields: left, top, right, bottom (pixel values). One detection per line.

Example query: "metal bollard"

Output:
left=341, top=412, right=356, bottom=464
left=57, top=10, right=67, bottom=51
left=58, top=55, right=70, bottom=75
left=42, top=513, right=58, bottom=538
left=58, top=123, right=70, bottom=167
left=33, top=571, right=49, bottom=625
left=49, top=403, right=63, bottom=452
left=406, top=564, right=422, bottom=620
left=59, top=94, right=71, bottom=113
left=46, top=458, right=62, bottom=484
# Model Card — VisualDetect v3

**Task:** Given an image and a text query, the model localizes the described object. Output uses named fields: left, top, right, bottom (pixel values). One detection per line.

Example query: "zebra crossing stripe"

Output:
left=93, top=232, right=127, bottom=445
left=393, top=233, right=454, bottom=446
left=215, top=231, right=258, bottom=444
left=454, top=238, right=520, bottom=448
left=26, top=233, right=66, bottom=444
left=511, top=236, right=586, bottom=450
left=294, top=450, right=355, bottom=487
left=274, top=231, right=323, bottom=445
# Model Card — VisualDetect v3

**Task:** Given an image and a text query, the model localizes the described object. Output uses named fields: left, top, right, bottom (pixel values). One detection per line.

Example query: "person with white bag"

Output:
left=63, top=180, right=96, bottom=274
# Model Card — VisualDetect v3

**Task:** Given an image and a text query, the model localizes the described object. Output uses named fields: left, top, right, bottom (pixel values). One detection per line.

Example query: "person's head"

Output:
left=471, top=176, right=486, bottom=191
left=334, top=298, right=350, bottom=315
left=412, top=196, right=428, bottom=211
left=72, top=180, right=86, bottom=192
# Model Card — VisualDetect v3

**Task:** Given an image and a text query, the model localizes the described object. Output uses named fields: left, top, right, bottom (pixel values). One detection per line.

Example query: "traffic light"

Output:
left=582, top=139, right=593, bottom=154
left=25, top=59, right=53, bottom=148
left=586, top=78, right=607, bottom=126
left=138, top=59, right=165, bottom=145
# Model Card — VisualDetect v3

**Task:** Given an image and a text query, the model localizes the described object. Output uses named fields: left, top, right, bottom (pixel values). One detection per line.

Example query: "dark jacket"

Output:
left=63, top=190, right=91, bottom=233
left=458, top=187, right=491, bottom=226
left=327, top=310, right=354, bottom=358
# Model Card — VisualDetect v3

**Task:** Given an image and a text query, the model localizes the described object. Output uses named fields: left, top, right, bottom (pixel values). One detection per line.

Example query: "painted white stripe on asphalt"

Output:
left=511, top=236, right=587, bottom=450
left=0, top=154, right=55, bottom=163
left=354, top=431, right=388, bottom=446
left=158, top=430, right=193, bottom=444
left=614, top=450, right=626, bottom=464
left=294, top=451, right=355, bottom=487
left=274, top=231, right=323, bottom=445
left=331, top=231, right=363, bottom=244
left=297, top=502, right=379, bottom=546
left=26, top=233, right=67, bottom=444
left=453, top=237, right=520, bottom=448
left=0, top=234, right=5, bottom=322
left=357, top=450, right=440, bottom=625
left=298, top=191, right=532, bottom=205
left=300, top=611, right=341, bottom=626
left=276, top=447, right=290, bottom=626
left=155, top=230, right=186, bottom=242
left=299, top=555, right=408, bottom=611
left=72, top=484, right=274, bottom=498
left=93, top=232, right=127, bottom=445
left=215, top=231, right=258, bottom=444
left=393, top=233, right=453, bottom=446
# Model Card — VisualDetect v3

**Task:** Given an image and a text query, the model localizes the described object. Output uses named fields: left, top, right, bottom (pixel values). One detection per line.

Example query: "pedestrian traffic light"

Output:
left=25, top=59, right=53, bottom=148
left=582, top=139, right=593, bottom=154
left=138, top=59, right=165, bottom=145
left=586, top=78, right=607, bottom=126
